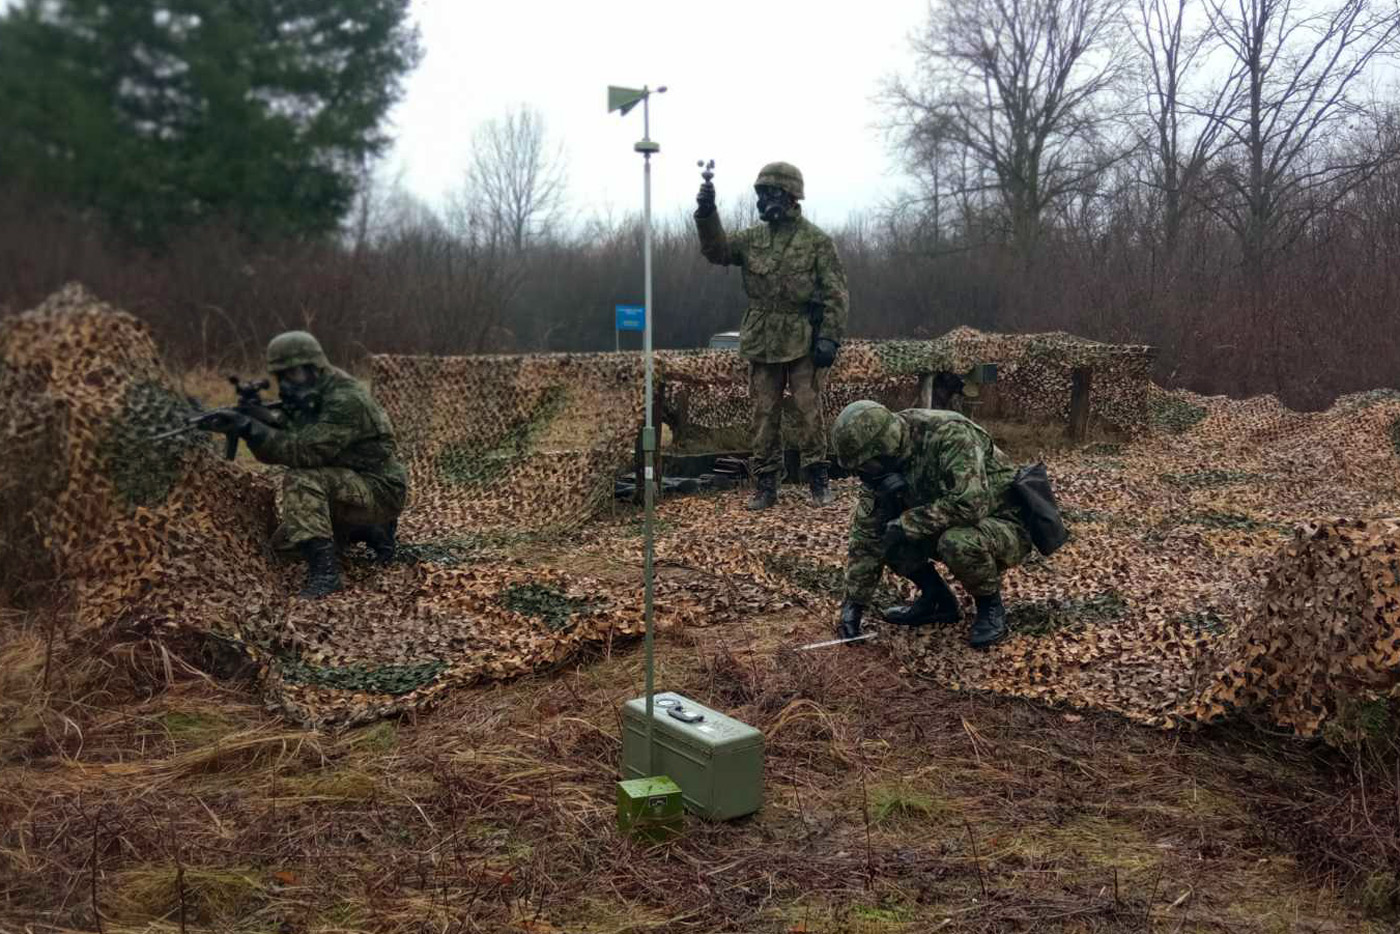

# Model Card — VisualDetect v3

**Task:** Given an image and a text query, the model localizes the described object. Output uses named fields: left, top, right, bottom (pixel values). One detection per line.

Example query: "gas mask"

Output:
left=859, top=456, right=908, bottom=505
left=276, top=366, right=322, bottom=415
left=755, top=184, right=795, bottom=224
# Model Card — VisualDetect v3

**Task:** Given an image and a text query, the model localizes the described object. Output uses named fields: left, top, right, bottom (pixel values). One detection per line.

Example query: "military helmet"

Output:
left=832, top=400, right=906, bottom=469
left=754, top=161, right=805, bottom=200
left=266, top=330, right=329, bottom=373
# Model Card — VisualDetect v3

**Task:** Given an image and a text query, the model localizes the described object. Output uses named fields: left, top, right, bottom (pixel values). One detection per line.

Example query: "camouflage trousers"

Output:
left=749, top=355, right=828, bottom=477
left=272, top=467, right=406, bottom=551
left=885, top=515, right=1031, bottom=597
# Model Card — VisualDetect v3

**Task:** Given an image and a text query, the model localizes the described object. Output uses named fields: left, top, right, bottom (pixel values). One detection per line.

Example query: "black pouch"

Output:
left=1010, top=462, right=1069, bottom=556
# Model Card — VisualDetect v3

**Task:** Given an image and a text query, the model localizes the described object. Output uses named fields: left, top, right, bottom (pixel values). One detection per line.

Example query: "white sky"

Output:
left=386, top=0, right=932, bottom=228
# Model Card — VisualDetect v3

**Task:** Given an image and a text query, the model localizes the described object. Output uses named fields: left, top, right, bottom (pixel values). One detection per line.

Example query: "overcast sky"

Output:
left=387, top=0, right=932, bottom=228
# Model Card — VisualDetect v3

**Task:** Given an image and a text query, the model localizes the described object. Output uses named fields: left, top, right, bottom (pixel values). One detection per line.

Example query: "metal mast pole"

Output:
left=634, top=87, right=663, bottom=776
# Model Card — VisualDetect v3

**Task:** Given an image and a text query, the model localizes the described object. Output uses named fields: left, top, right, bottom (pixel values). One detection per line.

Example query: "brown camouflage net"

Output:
left=659, top=328, right=1159, bottom=442
left=4, top=285, right=1396, bottom=736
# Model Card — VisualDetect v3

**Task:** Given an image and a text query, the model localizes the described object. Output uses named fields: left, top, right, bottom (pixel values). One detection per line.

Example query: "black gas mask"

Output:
left=859, top=456, right=908, bottom=508
left=275, top=365, right=322, bottom=415
left=755, top=184, right=795, bottom=224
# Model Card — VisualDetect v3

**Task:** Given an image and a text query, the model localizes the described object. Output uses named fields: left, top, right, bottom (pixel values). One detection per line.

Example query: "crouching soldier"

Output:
left=832, top=401, right=1030, bottom=649
left=196, top=331, right=408, bottom=598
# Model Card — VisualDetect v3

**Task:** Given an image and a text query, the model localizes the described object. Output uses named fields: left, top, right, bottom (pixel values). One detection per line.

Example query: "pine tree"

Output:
left=0, top=0, right=422, bottom=243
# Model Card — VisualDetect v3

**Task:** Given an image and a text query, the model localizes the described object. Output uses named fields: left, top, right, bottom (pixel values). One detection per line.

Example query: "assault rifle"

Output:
left=150, top=375, right=283, bottom=459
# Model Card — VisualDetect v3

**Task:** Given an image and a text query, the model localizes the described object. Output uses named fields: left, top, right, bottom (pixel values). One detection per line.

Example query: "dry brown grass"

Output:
left=3, top=599, right=1397, bottom=934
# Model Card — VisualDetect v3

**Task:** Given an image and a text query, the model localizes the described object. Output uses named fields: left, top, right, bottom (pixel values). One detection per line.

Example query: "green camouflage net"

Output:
left=4, top=284, right=1397, bottom=736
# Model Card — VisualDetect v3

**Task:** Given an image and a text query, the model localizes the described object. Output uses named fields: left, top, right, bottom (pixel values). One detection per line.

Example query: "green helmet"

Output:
left=832, top=401, right=906, bottom=470
left=754, top=161, right=805, bottom=200
left=266, top=330, right=329, bottom=373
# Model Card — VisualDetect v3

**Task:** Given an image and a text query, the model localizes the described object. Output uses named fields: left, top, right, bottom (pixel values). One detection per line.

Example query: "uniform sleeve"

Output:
left=249, top=395, right=362, bottom=468
left=897, top=423, right=996, bottom=539
left=816, top=235, right=848, bottom=344
left=844, top=485, right=885, bottom=604
left=696, top=210, right=744, bottom=267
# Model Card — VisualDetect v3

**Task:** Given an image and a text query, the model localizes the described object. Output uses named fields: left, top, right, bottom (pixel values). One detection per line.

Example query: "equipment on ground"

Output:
left=621, top=692, right=764, bottom=821
left=616, top=775, right=684, bottom=842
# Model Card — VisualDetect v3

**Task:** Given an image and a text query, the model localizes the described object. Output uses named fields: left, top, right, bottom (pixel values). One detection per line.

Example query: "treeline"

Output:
left=4, top=161, right=1399, bottom=410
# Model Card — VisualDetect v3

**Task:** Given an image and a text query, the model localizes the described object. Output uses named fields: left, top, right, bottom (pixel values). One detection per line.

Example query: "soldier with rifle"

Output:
left=171, top=331, right=408, bottom=598
left=694, top=159, right=849, bottom=509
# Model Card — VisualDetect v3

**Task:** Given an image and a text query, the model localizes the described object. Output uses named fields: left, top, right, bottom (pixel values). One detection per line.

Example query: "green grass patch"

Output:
left=159, top=710, right=236, bottom=745
left=277, top=767, right=378, bottom=801
left=107, top=866, right=264, bottom=923
left=868, top=785, right=947, bottom=826
left=342, top=720, right=398, bottom=753
left=1390, top=415, right=1400, bottom=455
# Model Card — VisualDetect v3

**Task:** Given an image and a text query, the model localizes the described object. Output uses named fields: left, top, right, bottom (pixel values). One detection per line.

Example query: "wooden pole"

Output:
left=1067, top=367, right=1093, bottom=442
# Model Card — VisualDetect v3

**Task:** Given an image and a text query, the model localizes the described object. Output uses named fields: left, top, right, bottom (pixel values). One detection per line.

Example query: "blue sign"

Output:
left=615, top=304, right=646, bottom=332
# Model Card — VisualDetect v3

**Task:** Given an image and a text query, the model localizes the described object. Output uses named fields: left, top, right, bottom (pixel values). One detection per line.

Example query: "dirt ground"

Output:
left=3, top=556, right=1398, bottom=934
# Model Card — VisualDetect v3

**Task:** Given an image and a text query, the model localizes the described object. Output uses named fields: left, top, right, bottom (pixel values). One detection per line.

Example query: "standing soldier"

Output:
left=831, top=401, right=1031, bottom=649
left=194, top=331, right=408, bottom=598
left=695, top=161, right=848, bottom=509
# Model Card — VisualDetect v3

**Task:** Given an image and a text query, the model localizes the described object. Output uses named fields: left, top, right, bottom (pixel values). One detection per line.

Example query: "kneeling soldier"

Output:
left=832, top=401, right=1029, bottom=649
left=196, top=331, right=408, bottom=598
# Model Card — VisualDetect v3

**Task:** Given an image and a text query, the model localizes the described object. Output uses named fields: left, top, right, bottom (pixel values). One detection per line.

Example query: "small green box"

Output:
left=621, top=692, right=764, bottom=821
left=616, top=776, right=683, bottom=841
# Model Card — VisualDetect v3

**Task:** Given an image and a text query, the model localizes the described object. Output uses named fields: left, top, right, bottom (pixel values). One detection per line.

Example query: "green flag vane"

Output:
left=609, top=83, right=666, bottom=776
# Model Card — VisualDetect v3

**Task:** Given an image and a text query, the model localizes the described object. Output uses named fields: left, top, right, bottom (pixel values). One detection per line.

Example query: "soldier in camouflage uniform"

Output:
left=695, top=161, right=849, bottom=509
left=832, top=400, right=1030, bottom=649
left=196, top=331, right=408, bottom=598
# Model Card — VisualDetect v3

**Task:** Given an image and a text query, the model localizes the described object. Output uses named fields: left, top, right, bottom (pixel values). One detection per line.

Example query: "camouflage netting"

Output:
left=4, top=285, right=1397, bottom=735
left=659, top=328, right=1158, bottom=442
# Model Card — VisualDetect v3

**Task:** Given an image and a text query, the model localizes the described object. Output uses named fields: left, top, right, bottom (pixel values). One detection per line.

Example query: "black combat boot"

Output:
left=807, top=463, right=835, bottom=506
left=746, top=472, right=779, bottom=511
left=298, top=538, right=342, bottom=599
left=882, top=565, right=962, bottom=626
left=969, top=592, right=1009, bottom=649
left=364, top=520, right=397, bottom=565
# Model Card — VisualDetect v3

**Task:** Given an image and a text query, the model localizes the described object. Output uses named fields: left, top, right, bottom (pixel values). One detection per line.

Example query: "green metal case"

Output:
left=621, top=692, right=764, bottom=820
left=616, top=776, right=684, bottom=841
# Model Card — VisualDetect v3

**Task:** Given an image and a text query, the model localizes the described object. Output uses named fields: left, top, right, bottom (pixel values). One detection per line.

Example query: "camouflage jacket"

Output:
left=249, top=367, right=409, bottom=496
left=845, top=409, right=1022, bottom=603
left=695, top=208, right=848, bottom=364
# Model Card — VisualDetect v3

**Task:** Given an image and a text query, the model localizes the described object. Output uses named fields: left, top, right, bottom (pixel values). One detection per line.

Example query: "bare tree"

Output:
left=1200, top=0, right=1400, bottom=290
left=461, top=104, right=567, bottom=253
left=1130, top=0, right=1231, bottom=257
left=886, top=0, right=1133, bottom=258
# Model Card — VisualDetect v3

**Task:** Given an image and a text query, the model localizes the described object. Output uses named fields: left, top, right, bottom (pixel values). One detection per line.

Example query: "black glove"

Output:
left=813, top=337, right=838, bottom=369
left=696, top=181, right=716, bottom=216
left=880, top=520, right=908, bottom=554
left=243, top=417, right=273, bottom=449
left=196, top=408, right=251, bottom=437
left=838, top=599, right=865, bottom=642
